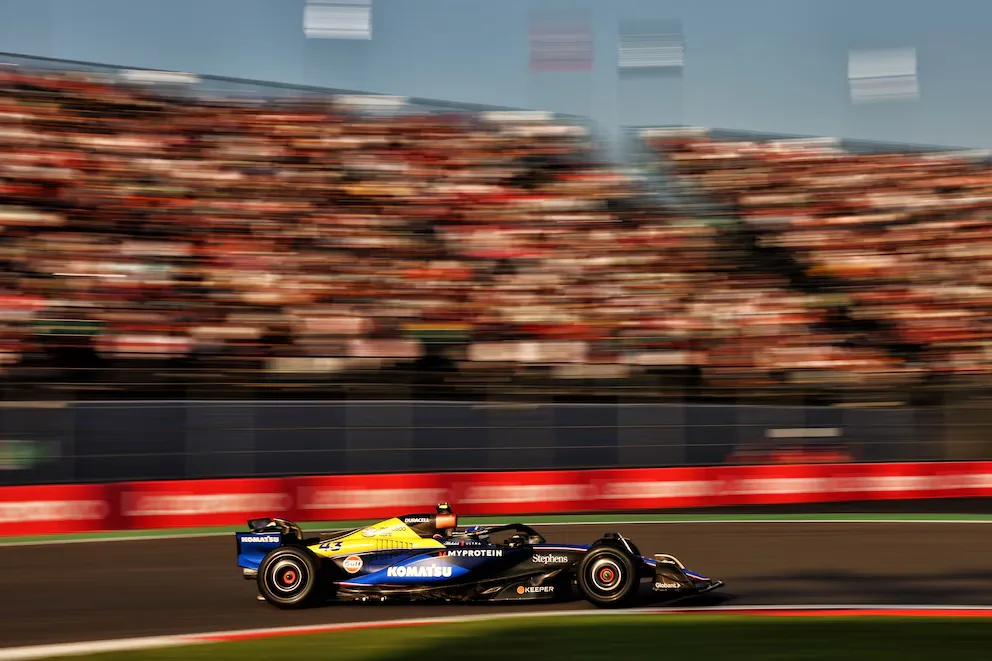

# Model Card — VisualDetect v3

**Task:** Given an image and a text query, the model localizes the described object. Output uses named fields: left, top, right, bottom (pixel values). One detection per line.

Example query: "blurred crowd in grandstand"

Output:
left=648, top=133, right=992, bottom=392
left=0, top=65, right=985, bottom=401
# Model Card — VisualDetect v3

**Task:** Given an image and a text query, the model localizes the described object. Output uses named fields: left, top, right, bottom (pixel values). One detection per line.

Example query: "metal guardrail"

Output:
left=0, top=363, right=984, bottom=406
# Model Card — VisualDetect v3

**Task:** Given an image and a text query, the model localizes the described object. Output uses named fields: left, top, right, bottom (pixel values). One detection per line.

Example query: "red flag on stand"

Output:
left=529, top=20, right=594, bottom=71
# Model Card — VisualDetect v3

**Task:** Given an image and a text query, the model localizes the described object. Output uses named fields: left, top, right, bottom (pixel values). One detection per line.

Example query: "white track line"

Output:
left=2, top=518, right=992, bottom=548
left=0, top=637, right=203, bottom=661
left=4, top=605, right=992, bottom=660
left=0, top=532, right=232, bottom=548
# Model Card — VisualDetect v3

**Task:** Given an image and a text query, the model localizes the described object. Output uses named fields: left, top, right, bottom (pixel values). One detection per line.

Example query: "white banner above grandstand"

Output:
left=119, top=70, right=200, bottom=85
left=639, top=126, right=707, bottom=138
left=765, top=137, right=841, bottom=152
left=334, top=94, right=407, bottom=109
left=617, top=18, right=684, bottom=70
left=920, top=149, right=992, bottom=161
left=304, top=0, right=372, bottom=39
left=848, top=47, right=919, bottom=103
left=504, top=124, right=587, bottom=137
left=483, top=111, right=555, bottom=123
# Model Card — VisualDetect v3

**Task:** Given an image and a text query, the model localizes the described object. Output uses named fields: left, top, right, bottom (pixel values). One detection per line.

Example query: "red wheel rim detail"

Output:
left=598, top=567, right=615, bottom=583
left=282, top=569, right=297, bottom=585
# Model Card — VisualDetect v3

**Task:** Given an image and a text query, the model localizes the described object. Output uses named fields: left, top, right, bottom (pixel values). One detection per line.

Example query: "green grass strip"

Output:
left=63, top=615, right=992, bottom=661
left=3, top=512, right=992, bottom=545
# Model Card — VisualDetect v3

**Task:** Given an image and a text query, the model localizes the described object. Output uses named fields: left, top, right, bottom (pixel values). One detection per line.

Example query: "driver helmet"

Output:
left=507, top=533, right=528, bottom=548
left=464, top=525, right=490, bottom=543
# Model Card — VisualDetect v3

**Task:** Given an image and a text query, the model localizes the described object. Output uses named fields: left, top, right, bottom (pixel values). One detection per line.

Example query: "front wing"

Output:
left=650, top=553, right=724, bottom=598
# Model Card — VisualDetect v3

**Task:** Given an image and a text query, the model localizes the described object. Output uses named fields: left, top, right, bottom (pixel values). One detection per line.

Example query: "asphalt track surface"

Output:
left=2, top=521, right=991, bottom=648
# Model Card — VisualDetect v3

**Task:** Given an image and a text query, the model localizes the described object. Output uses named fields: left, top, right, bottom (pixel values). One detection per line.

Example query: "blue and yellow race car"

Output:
left=235, top=504, right=724, bottom=609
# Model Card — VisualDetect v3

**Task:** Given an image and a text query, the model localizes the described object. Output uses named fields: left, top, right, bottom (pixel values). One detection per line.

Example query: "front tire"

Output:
left=257, top=546, right=319, bottom=608
left=576, top=545, right=638, bottom=608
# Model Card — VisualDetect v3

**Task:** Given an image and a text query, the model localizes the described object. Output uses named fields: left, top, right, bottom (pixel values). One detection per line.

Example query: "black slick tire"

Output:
left=257, top=546, right=319, bottom=608
left=576, top=545, right=638, bottom=608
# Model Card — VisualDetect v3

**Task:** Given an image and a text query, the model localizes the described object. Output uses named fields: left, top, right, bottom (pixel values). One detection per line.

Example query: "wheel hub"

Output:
left=269, top=559, right=306, bottom=594
left=590, top=558, right=623, bottom=592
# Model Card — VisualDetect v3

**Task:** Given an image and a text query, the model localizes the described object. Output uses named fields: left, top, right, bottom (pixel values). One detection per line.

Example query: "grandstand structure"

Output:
left=0, top=52, right=990, bottom=411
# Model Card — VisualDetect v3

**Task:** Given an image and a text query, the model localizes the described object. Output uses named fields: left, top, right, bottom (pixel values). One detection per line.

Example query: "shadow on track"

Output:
left=297, top=582, right=739, bottom=611
left=740, top=570, right=992, bottom=606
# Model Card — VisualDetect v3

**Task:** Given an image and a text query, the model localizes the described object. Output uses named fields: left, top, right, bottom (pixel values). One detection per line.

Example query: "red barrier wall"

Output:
left=118, top=478, right=292, bottom=530
left=3, top=461, right=991, bottom=536
left=0, top=484, right=115, bottom=536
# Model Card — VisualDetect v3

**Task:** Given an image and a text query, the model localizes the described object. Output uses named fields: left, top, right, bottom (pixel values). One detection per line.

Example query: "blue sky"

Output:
left=0, top=0, right=989, bottom=148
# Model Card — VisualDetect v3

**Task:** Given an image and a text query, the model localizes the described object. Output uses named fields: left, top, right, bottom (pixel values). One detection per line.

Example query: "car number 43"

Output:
left=319, top=541, right=343, bottom=551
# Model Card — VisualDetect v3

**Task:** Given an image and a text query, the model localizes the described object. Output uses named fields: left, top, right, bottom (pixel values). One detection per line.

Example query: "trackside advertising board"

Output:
left=118, top=478, right=291, bottom=530
left=0, top=484, right=112, bottom=536
left=1, top=461, right=991, bottom=535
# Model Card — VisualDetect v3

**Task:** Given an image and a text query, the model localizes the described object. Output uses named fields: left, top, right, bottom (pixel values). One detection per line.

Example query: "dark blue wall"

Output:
left=0, top=401, right=941, bottom=485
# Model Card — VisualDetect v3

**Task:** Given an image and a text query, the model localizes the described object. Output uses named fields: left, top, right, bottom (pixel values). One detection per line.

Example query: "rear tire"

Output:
left=576, top=545, right=639, bottom=608
left=257, top=546, right=319, bottom=608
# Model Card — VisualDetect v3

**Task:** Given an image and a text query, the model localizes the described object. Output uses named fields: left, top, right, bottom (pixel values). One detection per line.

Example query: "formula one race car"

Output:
left=235, top=504, right=724, bottom=609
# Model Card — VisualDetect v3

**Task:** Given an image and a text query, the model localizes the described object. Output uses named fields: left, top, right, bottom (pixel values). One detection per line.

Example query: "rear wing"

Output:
left=236, top=530, right=284, bottom=574
left=247, top=517, right=303, bottom=537
left=236, top=517, right=303, bottom=575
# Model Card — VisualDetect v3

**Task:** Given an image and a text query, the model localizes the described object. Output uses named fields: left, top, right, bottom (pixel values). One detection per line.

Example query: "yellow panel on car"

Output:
left=307, top=517, right=444, bottom=557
